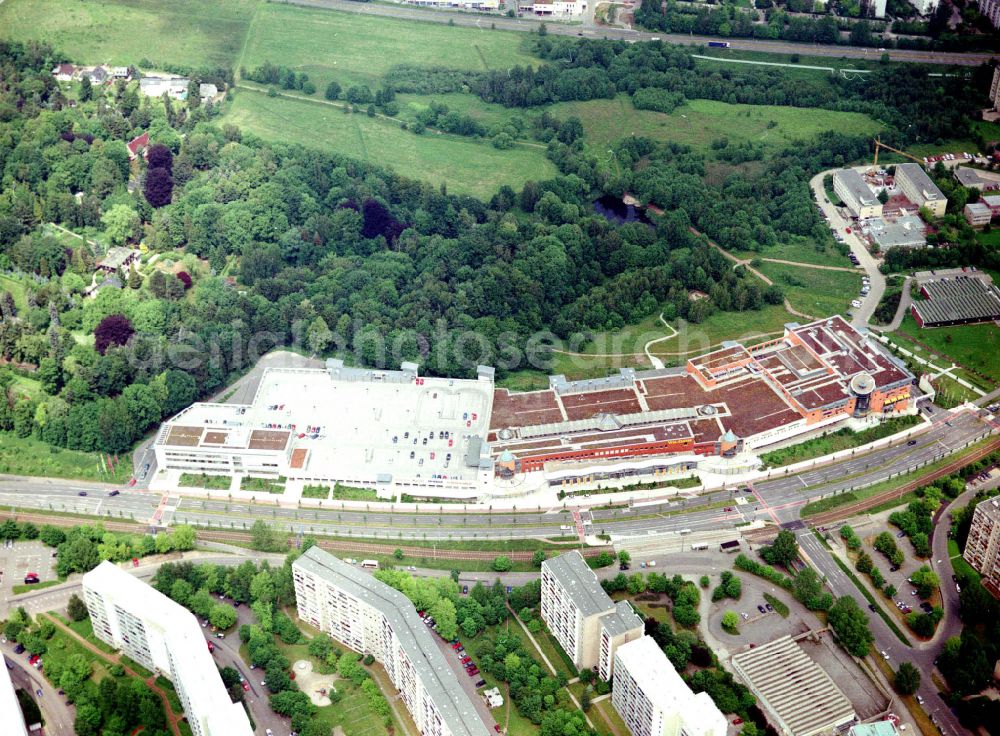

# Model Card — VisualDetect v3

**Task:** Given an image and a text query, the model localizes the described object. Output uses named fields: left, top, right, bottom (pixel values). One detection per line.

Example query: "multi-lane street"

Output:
left=0, top=408, right=990, bottom=541
left=283, top=0, right=998, bottom=67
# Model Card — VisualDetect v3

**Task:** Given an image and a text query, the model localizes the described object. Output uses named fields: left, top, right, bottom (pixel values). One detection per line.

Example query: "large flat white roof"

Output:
left=162, top=366, right=494, bottom=484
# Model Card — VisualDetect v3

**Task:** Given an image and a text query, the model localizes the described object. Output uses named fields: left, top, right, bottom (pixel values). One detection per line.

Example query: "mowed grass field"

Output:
left=0, top=0, right=258, bottom=67
left=239, top=3, right=540, bottom=90
left=895, top=314, right=1000, bottom=386
left=224, top=88, right=556, bottom=198
left=757, top=261, right=861, bottom=318
left=549, top=96, right=883, bottom=155
left=732, top=235, right=851, bottom=268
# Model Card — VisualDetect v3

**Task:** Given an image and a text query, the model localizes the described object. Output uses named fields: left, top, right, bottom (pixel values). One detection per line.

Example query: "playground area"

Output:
left=294, top=659, right=338, bottom=707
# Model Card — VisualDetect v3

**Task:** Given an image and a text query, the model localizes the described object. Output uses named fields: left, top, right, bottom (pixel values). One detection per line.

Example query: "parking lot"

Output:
left=430, top=633, right=497, bottom=730
left=0, top=540, right=58, bottom=597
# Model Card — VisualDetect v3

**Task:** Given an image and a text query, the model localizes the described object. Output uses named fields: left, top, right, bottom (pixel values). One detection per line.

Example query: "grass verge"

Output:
left=763, top=592, right=789, bottom=618
left=760, top=415, right=922, bottom=468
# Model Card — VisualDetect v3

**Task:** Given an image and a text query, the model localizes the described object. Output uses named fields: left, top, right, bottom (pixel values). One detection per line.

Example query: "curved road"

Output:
left=278, top=0, right=997, bottom=66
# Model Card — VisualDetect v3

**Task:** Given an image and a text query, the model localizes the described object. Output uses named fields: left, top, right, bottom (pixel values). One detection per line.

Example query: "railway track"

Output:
left=0, top=510, right=607, bottom=562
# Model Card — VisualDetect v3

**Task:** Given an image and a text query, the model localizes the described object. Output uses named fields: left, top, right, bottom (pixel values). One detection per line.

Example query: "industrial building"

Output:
left=81, top=562, right=253, bottom=736
left=612, top=636, right=727, bottom=736
left=0, top=657, right=29, bottom=736
left=964, top=497, right=1000, bottom=598
left=157, top=318, right=913, bottom=498
left=540, top=551, right=644, bottom=680
left=865, top=215, right=926, bottom=250
left=894, top=163, right=947, bottom=217
left=292, top=547, right=491, bottom=736
left=833, top=169, right=882, bottom=218
left=953, top=167, right=1000, bottom=192
left=731, top=635, right=856, bottom=736
left=964, top=202, right=993, bottom=227
left=911, top=275, right=1000, bottom=328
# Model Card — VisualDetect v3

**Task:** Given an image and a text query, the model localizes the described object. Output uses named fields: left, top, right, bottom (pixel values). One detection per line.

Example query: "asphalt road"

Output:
left=809, top=170, right=884, bottom=328
left=279, top=0, right=997, bottom=66
left=3, top=648, right=75, bottom=735
left=797, top=531, right=965, bottom=736
left=0, top=409, right=991, bottom=542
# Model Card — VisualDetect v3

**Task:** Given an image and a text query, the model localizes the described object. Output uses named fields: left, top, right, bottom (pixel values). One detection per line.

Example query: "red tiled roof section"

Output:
left=489, top=389, right=562, bottom=430
left=127, top=131, right=149, bottom=156
left=561, top=389, right=642, bottom=421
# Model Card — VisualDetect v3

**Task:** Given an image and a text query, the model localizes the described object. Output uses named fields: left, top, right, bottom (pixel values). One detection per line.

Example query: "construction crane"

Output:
left=871, top=135, right=926, bottom=168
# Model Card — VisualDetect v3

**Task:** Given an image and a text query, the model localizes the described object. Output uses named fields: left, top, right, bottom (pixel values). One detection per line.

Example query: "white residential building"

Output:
left=871, top=0, right=887, bottom=18
left=907, top=0, right=938, bottom=14
left=292, top=547, right=491, bottom=736
left=82, top=562, right=253, bottom=736
left=540, top=551, right=644, bottom=680
left=895, top=163, right=947, bottom=217
left=0, top=657, right=29, bottom=736
left=833, top=169, right=882, bottom=219
left=979, top=0, right=1000, bottom=28
left=612, top=636, right=727, bottom=736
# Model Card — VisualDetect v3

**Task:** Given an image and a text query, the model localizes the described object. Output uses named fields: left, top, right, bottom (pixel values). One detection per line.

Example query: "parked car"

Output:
left=476, top=679, right=486, bottom=688
left=757, top=605, right=766, bottom=614
left=108, top=490, right=120, bottom=497
left=77, top=491, right=88, bottom=497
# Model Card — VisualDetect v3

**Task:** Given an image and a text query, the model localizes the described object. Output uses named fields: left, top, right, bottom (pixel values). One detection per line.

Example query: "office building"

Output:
left=894, top=163, right=947, bottom=217
left=292, top=547, right=491, bottom=736
left=964, top=202, right=993, bottom=227
left=612, top=636, right=726, bottom=736
left=866, top=215, right=926, bottom=250
left=0, top=658, right=29, bottom=736
left=833, top=169, right=882, bottom=218
left=964, top=497, right=1000, bottom=598
left=82, top=562, right=253, bottom=736
left=540, top=551, right=644, bottom=680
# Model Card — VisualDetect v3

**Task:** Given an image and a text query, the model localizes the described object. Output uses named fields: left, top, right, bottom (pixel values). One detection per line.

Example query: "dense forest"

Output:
left=0, top=39, right=778, bottom=456
left=0, top=35, right=994, bottom=458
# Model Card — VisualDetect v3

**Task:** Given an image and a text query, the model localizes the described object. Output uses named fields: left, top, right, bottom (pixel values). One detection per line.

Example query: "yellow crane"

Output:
left=871, top=135, right=926, bottom=168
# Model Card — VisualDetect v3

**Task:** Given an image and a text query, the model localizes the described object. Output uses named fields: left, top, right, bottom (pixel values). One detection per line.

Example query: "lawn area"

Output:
left=537, top=303, right=795, bottom=381
left=8, top=375, right=41, bottom=400
left=222, top=88, right=555, bottom=199
left=39, top=626, right=112, bottom=686
left=239, top=3, right=540, bottom=90
left=549, top=96, right=883, bottom=155
left=396, top=93, right=516, bottom=131
left=948, top=539, right=980, bottom=582
left=12, top=579, right=63, bottom=595
left=66, top=616, right=117, bottom=654
left=731, top=235, right=850, bottom=268
left=273, top=634, right=394, bottom=736
left=0, top=0, right=258, bottom=67
left=759, top=414, right=922, bottom=468
left=331, top=483, right=379, bottom=502
left=179, top=472, right=232, bottom=490
left=757, top=261, right=861, bottom=318
left=240, top=475, right=285, bottom=494
left=0, top=274, right=28, bottom=314
left=0, top=432, right=131, bottom=482
left=894, top=314, right=1000, bottom=387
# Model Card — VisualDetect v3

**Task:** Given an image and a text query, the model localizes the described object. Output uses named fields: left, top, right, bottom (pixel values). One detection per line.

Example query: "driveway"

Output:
left=808, top=170, right=885, bottom=328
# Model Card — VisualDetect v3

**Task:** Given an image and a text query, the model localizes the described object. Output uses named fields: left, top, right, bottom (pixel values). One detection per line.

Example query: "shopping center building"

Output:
left=155, top=317, right=914, bottom=498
